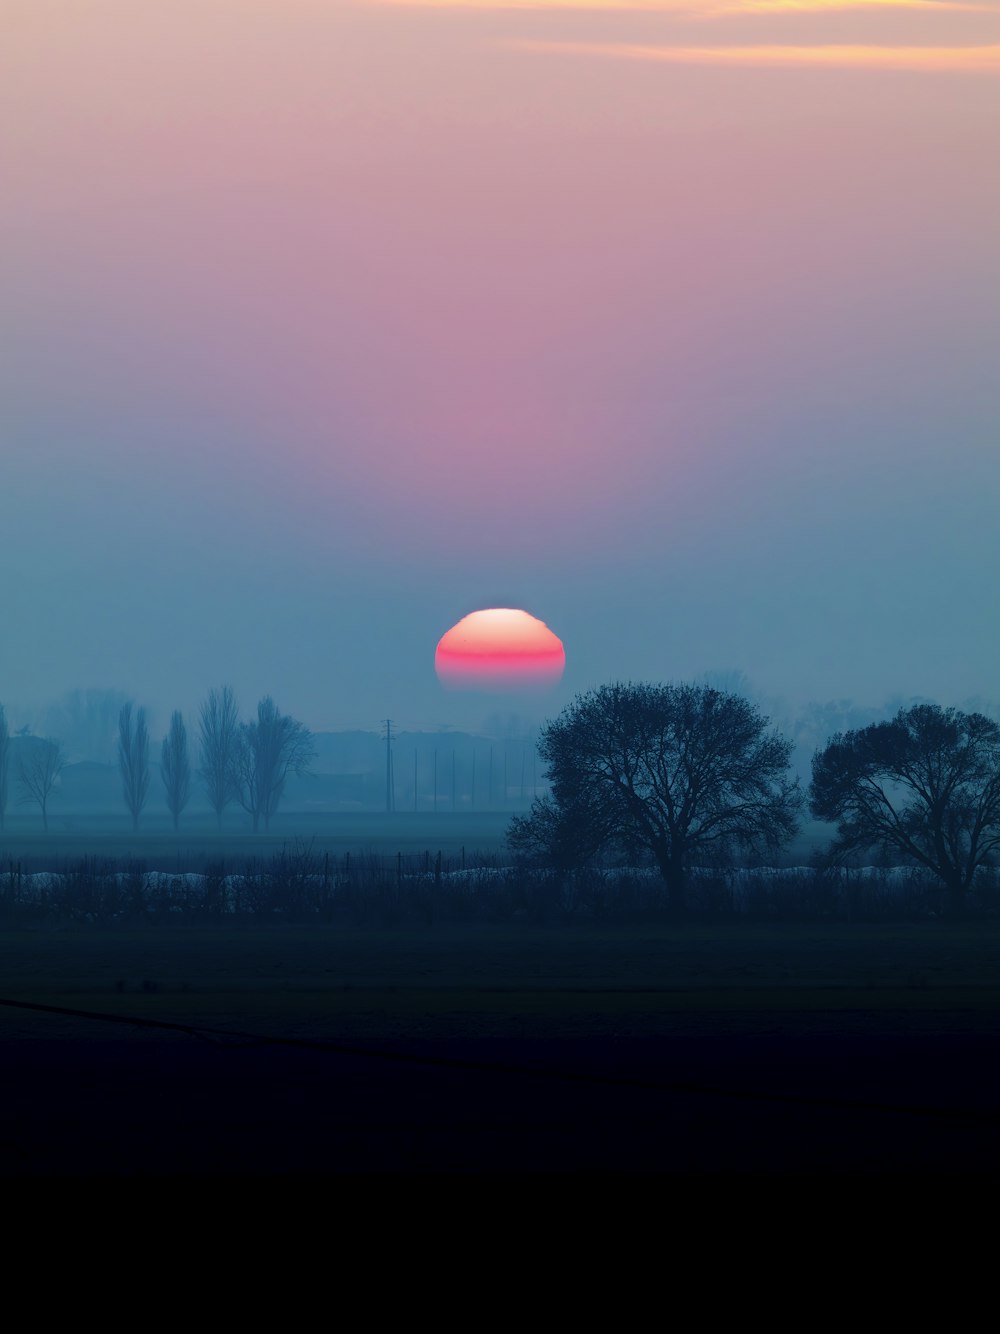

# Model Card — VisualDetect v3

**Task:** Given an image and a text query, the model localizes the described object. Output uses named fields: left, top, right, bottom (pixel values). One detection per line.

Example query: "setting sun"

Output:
left=435, top=609, right=566, bottom=692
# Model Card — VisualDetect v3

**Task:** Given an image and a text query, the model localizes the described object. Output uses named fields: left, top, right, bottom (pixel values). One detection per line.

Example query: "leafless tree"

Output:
left=161, top=710, right=191, bottom=832
left=17, top=736, right=65, bottom=833
left=235, top=696, right=314, bottom=833
left=198, top=686, right=241, bottom=829
left=118, top=702, right=150, bottom=831
left=811, top=703, right=1000, bottom=911
left=0, top=705, right=9, bottom=831
left=509, top=682, right=800, bottom=913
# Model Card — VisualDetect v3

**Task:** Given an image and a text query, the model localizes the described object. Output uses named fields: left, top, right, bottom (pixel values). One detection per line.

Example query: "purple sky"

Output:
left=3, top=1, right=998, bottom=735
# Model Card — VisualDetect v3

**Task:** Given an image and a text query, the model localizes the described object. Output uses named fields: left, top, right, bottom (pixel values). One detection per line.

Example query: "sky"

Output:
left=2, top=0, right=998, bottom=737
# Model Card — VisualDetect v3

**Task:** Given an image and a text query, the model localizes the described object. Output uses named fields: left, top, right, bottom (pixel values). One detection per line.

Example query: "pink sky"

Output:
left=2, top=1, right=998, bottom=726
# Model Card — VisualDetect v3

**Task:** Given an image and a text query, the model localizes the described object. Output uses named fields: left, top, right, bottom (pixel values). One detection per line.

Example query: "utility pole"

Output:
left=433, top=748, right=438, bottom=812
left=489, top=745, right=494, bottom=809
left=413, top=747, right=418, bottom=813
left=383, top=719, right=395, bottom=813
left=451, top=749, right=456, bottom=810
left=471, top=747, right=477, bottom=811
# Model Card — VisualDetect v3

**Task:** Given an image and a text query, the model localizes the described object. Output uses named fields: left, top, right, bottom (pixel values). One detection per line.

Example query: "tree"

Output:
left=17, top=736, right=65, bottom=832
left=118, top=702, right=150, bottom=831
left=235, top=696, right=314, bottom=833
left=161, top=710, right=191, bottom=832
left=810, top=703, right=1000, bottom=910
left=0, top=705, right=9, bottom=831
left=509, top=682, right=800, bottom=912
left=198, top=686, right=241, bottom=829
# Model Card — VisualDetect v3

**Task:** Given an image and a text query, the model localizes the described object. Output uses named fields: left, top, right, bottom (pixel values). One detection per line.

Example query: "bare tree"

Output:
left=235, top=696, right=314, bottom=833
left=811, top=703, right=1000, bottom=911
left=509, top=682, right=800, bottom=913
left=17, top=736, right=65, bottom=833
left=118, top=702, right=150, bottom=831
left=161, top=710, right=191, bottom=832
left=198, top=686, right=241, bottom=829
left=0, top=705, right=9, bottom=831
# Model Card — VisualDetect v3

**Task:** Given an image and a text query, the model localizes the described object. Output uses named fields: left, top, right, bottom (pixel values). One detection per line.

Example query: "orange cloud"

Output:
left=510, top=39, right=1000, bottom=68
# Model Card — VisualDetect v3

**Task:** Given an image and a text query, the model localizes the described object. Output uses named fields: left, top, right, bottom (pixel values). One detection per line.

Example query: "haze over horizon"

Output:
left=3, top=1, right=998, bottom=736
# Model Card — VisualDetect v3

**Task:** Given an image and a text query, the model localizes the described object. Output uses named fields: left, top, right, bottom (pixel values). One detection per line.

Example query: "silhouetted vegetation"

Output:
left=160, top=711, right=191, bottom=832
left=2, top=844, right=997, bottom=928
left=235, top=696, right=314, bottom=832
left=510, top=682, right=801, bottom=912
left=16, top=736, right=65, bottom=832
left=117, top=703, right=150, bottom=831
left=198, top=685, right=241, bottom=828
left=811, top=703, right=1000, bottom=912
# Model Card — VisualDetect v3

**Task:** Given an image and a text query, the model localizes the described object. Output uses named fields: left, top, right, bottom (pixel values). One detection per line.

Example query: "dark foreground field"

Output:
left=3, top=922, right=1000, bottom=1179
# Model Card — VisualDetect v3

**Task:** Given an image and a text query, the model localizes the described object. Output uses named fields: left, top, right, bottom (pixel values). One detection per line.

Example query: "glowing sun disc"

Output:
left=435, top=609, right=566, bottom=692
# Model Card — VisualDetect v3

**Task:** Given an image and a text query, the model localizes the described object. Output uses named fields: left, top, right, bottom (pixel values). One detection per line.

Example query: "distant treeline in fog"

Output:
left=0, top=681, right=998, bottom=835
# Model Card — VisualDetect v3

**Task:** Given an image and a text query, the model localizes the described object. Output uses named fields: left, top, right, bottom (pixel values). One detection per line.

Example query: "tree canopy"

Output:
left=235, top=696, right=314, bottom=833
left=509, top=681, right=800, bottom=911
left=810, top=703, right=1000, bottom=906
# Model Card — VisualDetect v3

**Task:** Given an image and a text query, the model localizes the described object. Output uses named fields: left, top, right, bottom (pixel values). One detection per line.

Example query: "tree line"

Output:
left=509, top=682, right=1000, bottom=915
left=0, top=689, right=313, bottom=834
left=4, top=679, right=1000, bottom=915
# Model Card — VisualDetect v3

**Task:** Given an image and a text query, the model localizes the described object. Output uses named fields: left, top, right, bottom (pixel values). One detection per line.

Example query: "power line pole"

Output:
left=383, top=719, right=395, bottom=813
left=413, top=747, right=418, bottom=813
left=451, top=748, right=456, bottom=811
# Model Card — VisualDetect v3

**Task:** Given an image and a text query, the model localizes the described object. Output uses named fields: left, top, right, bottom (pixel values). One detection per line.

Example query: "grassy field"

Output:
left=4, top=919, right=1000, bottom=1043
left=0, top=812, right=834, bottom=871
left=0, top=811, right=515, bottom=870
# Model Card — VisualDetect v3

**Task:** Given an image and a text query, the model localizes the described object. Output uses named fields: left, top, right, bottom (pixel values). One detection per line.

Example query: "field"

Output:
left=3, top=918, right=1000, bottom=1178
left=0, top=811, right=515, bottom=870
left=0, top=810, right=835, bottom=871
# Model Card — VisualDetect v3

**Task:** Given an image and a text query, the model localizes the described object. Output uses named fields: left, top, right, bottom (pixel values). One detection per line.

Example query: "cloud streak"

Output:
left=374, top=0, right=997, bottom=14
left=510, top=38, right=1000, bottom=67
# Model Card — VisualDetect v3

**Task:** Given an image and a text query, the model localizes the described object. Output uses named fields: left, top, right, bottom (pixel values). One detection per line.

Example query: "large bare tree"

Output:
left=17, top=736, right=65, bottom=833
left=118, top=702, right=150, bottom=832
left=198, top=686, right=241, bottom=829
left=509, top=682, right=800, bottom=912
left=810, top=703, right=1000, bottom=911
left=235, top=696, right=314, bottom=833
left=161, top=710, right=191, bottom=832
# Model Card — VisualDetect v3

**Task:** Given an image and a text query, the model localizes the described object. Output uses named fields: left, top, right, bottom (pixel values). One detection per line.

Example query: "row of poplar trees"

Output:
left=0, top=690, right=313, bottom=834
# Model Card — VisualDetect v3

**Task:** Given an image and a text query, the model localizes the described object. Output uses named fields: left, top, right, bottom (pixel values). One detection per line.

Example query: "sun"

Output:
left=435, top=608, right=566, bottom=692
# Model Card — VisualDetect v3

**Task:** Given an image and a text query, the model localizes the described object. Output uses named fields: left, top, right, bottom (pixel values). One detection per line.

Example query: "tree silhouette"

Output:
left=161, top=710, right=191, bottom=832
left=17, top=736, right=65, bottom=833
left=235, top=696, right=314, bottom=833
left=810, top=703, right=1000, bottom=910
left=198, top=686, right=241, bottom=830
left=509, top=682, right=800, bottom=912
left=118, top=702, right=150, bottom=832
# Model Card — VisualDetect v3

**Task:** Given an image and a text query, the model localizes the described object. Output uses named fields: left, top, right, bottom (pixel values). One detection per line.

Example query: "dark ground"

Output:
left=3, top=922, right=1000, bottom=1179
